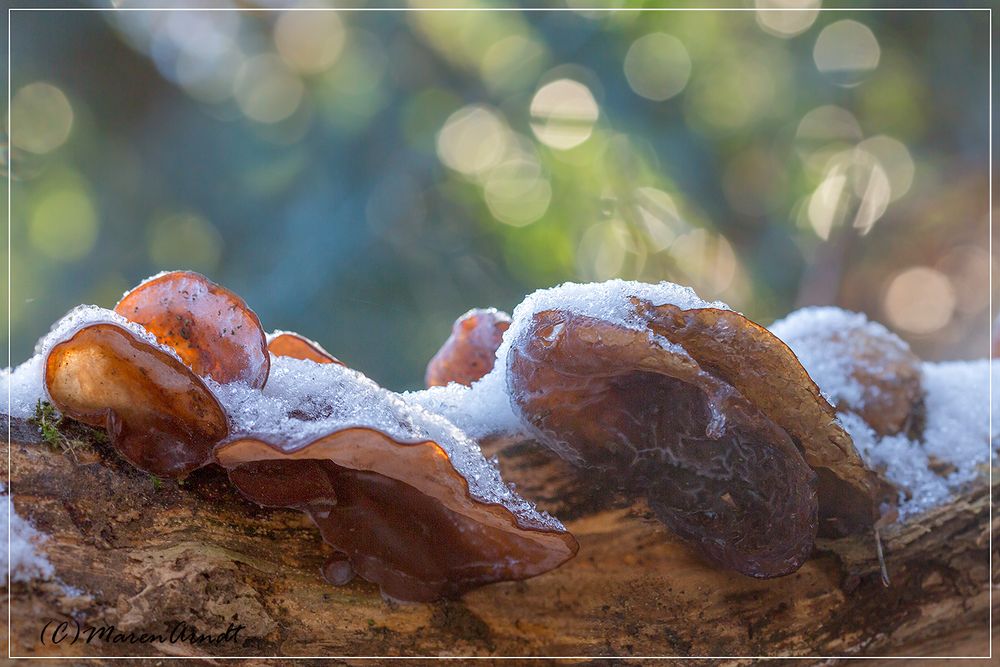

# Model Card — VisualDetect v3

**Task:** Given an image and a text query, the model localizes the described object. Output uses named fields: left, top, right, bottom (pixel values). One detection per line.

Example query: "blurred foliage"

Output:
left=3, top=2, right=992, bottom=390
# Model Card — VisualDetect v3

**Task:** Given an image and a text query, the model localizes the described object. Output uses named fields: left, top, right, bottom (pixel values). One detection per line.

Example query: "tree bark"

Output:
left=2, top=416, right=995, bottom=662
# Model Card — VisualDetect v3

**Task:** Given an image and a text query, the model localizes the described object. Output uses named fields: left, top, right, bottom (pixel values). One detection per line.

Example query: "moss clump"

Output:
left=29, top=399, right=108, bottom=460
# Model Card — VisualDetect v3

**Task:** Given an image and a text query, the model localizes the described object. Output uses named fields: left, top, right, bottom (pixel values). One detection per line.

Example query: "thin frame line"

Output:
left=6, top=5, right=11, bottom=664
left=988, top=5, right=994, bottom=663
left=4, top=3, right=993, bottom=661
left=4, top=6, right=997, bottom=11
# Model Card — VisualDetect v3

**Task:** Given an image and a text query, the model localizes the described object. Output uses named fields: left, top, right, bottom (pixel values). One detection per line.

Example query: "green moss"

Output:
left=28, top=399, right=108, bottom=460
left=31, top=400, right=64, bottom=447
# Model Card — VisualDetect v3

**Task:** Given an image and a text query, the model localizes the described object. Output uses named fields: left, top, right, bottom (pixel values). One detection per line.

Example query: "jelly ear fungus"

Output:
left=425, top=308, right=510, bottom=387
left=214, top=427, right=578, bottom=602
left=115, top=270, right=270, bottom=388
left=44, top=318, right=229, bottom=478
left=211, top=356, right=577, bottom=602
left=632, top=299, right=889, bottom=538
left=267, top=331, right=342, bottom=365
left=507, top=308, right=818, bottom=578
left=499, top=281, right=893, bottom=577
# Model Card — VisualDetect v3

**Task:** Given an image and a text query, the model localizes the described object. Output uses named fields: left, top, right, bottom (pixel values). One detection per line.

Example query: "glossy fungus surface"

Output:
left=45, top=321, right=228, bottom=477
left=212, top=356, right=577, bottom=601
left=634, top=300, right=887, bottom=537
left=217, top=431, right=577, bottom=601
left=425, top=308, right=510, bottom=387
left=507, top=308, right=817, bottom=577
left=115, top=271, right=269, bottom=387
left=267, top=331, right=342, bottom=365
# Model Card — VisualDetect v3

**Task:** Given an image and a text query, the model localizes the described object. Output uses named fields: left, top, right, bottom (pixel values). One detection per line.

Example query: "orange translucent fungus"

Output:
left=115, top=271, right=269, bottom=388
left=215, top=427, right=578, bottom=602
left=45, top=322, right=228, bottom=478
left=267, top=331, right=342, bottom=365
left=426, top=308, right=510, bottom=387
left=508, top=309, right=817, bottom=578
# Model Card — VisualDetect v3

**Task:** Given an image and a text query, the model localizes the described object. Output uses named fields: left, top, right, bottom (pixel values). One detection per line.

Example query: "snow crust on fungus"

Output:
left=211, top=354, right=565, bottom=533
left=1, top=484, right=55, bottom=583
left=2, top=305, right=183, bottom=418
left=769, top=306, right=912, bottom=408
left=410, top=280, right=730, bottom=439
left=844, top=360, right=996, bottom=519
left=500, top=279, right=728, bottom=356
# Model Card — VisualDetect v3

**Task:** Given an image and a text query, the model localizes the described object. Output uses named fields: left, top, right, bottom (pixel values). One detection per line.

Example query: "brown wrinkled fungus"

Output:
left=426, top=308, right=510, bottom=387
left=215, top=427, right=578, bottom=601
left=115, top=270, right=270, bottom=388
left=45, top=321, right=229, bottom=478
left=633, top=300, right=888, bottom=537
left=507, top=308, right=818, bottom=577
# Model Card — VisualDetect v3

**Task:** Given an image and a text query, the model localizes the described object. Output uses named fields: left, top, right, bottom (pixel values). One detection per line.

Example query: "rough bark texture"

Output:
left=2, top=415, right=996, bottom=663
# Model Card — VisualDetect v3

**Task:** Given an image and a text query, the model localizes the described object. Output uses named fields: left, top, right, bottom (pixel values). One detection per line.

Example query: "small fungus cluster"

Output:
left=40, top=271, right=575, bottom=601
left=7, top=273, right=990, bottom=598
left=421, top=282, right=898, bottom=578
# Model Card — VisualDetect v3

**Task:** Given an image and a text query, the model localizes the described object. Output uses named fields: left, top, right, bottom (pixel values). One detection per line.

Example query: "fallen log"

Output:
left=2, top=416, right=995, bottom=661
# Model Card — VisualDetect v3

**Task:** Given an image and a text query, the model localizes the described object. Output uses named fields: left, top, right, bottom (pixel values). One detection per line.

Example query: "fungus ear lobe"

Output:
left=44, top=322, right=229, bottom=478
left=633, top=299, right=888, bottom=537
left=115, top=271, right=269, bottom=387
left=425, top=308, right=510, bottom=387
left=215, top=426, right=578, bottom=602
left=507, top=309, right=817, bottom=578
left=267, top=331, right=342, bottom=366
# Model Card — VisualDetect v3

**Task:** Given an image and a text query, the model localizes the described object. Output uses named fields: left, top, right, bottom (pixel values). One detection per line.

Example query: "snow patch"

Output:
left=769, top=306, right=914, bottom=409
left=405, top=368, right=526, bottom=441
left=1, top=355, right=45, bottom=419
left=1, top=483, right=55, bottom=583
left=838, top=360, right=993, bottom=520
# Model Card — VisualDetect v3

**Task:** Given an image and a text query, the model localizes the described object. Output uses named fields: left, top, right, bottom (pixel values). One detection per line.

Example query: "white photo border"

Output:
left=5, top=4, right=994, bottom=661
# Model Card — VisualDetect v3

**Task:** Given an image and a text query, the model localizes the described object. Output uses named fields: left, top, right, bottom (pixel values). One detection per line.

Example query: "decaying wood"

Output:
left=2, top=415, right=996, bottom=662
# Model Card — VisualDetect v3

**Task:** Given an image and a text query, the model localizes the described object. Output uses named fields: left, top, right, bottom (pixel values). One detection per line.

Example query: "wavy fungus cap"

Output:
left=631, top=298, right=887, bottom=537
left=501, top=281, right=885, bottom=572
left=212, top=356, right=577, bottom=602
left=115, top=271, right=269, bottom=388
left=425, top=308, right=510, bottom=387
left=267, top=330, right=342, bottom=365
left=507, top=307, right=818, bottom=578
left=42, top=307, right=228, bottom=478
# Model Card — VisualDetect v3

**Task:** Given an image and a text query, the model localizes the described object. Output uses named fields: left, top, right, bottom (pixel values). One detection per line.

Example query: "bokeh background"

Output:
left=3, top=2, right=992, bottom=390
